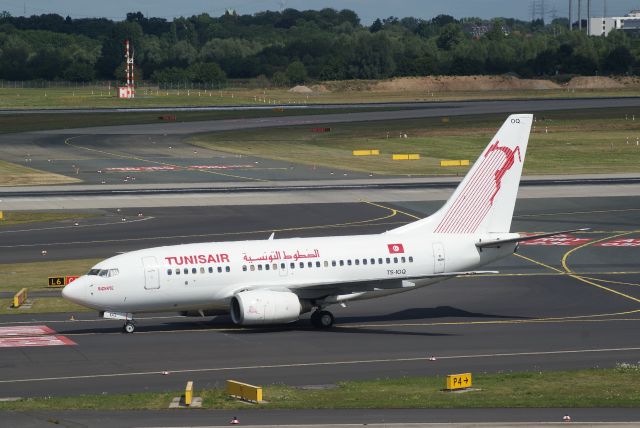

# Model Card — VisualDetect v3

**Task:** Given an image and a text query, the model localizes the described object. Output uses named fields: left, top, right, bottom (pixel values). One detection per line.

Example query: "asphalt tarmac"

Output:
left=2, top=99, right=640, bottom=425
left=0, top=196, right=638, bottom=403
left=2, top=97, right=640, bottom=187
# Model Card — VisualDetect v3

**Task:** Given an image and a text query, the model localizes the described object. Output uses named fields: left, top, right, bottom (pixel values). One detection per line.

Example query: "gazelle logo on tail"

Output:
left=434, top=139, right=523, bottom=234
left=486, top=141, right=521, bottom=205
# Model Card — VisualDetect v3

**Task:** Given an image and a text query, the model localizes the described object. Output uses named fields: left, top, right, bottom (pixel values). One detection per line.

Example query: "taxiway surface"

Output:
left=0, top=196, right=638, bottom=399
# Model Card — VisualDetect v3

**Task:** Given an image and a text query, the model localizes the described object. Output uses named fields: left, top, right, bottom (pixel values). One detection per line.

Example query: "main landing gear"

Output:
left=310, top=309, right=334, bottom=329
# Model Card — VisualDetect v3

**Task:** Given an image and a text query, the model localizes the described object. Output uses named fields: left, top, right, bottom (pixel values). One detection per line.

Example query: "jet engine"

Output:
left=230, top=290, right=307, bottom=325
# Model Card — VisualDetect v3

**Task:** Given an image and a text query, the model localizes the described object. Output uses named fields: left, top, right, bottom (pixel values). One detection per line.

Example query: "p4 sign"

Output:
left=387, top=243, right=404, bottom=254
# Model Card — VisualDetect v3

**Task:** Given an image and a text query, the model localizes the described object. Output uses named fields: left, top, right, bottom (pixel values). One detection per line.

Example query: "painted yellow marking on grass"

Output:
left=64, top=136, right=266, bottom=182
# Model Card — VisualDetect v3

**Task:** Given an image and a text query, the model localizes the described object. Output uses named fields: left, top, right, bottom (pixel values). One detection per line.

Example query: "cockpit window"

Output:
left=90, top=268, right=119, bottom=277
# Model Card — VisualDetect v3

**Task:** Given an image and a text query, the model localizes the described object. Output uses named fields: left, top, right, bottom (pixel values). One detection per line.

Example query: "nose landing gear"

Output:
left=123, top=320, right=136, bottom=333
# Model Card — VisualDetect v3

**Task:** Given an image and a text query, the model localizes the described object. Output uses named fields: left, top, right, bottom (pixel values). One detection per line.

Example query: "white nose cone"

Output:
left=62, top=279, right=86, bottom=305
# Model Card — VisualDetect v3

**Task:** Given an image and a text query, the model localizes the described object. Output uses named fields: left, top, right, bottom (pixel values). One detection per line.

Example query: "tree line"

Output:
left=0, top=9, right=637, bottom=85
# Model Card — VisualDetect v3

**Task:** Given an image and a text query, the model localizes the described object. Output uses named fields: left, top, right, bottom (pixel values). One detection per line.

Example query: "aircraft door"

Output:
left=142, top=256, right=160, bottom=290
left=432, top=242, right=445, bottom=274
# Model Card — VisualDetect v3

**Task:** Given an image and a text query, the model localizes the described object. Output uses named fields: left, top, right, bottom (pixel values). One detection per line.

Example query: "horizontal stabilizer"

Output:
left=476, top=228, right=590, bottom=248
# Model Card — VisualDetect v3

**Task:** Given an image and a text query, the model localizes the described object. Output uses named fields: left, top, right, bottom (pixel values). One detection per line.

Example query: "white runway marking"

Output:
left=1, top=346, right=639, bottom=384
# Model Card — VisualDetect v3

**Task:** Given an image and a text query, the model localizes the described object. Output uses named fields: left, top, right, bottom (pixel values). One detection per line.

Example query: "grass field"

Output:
left=1, top=86, right=639, bottom=110
left=190, top=108, right=640, bottom=176
left=0, top=258, right=99, bottom=314
left=0, top=211, right=97, bottom=227
left=2, top=367, right=639, bottom=410
left=0, top=258, right=100, bottom=293
left=0, top=159, right=80, bottom=185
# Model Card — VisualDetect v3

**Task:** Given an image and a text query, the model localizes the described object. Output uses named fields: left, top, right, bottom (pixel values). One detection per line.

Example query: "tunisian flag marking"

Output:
left=387, top=243, right=405, bottom=254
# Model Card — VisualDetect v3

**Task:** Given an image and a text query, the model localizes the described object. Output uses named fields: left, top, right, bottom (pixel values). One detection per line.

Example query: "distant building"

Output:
left=589, top=10, right=640, bottom=36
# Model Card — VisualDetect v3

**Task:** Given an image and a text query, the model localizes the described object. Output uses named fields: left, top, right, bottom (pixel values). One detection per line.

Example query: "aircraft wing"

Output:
left=476, top=228, right=589, bottom=248
left=287, top=270, right=497, bottom=300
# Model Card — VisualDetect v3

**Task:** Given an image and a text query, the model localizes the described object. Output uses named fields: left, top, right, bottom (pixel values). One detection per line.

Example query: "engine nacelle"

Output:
left=230, top=290, right=302, bottom=325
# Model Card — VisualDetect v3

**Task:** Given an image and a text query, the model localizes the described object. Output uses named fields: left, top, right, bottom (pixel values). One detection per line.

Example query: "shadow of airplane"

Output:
left=334, top=305, right=527, bottom=324
left=61, top=306, right=526, bottom=336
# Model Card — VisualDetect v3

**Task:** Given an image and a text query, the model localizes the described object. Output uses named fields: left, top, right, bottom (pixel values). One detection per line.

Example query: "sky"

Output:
left=1, top=0, right=640, bottom=24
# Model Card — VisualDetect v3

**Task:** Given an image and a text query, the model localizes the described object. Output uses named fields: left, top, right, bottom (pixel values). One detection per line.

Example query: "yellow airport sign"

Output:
left=392, top=154, right=420, bottom=160
left=446, top=373, right=472, bottom=390
left=440, top=160, right=470, bottom=167
left=353, top=149, right=380, bottom=156
left=48, top=276, right=65, bottom=287
left=185, top=381, right=194, bottom=406
left=227, top=380, right=263, bottom=403
left=13, top=288, right=28, bottom=308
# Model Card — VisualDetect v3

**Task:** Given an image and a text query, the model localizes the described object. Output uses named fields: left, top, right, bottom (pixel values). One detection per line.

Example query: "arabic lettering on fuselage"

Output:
left=242, top=249, right=320, bottom=263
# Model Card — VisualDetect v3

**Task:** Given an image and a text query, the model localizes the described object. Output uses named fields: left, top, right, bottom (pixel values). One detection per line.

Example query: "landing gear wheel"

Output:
left=311, top=310, right=334, bottom=328
left=123, top=321, right=135, bottom=333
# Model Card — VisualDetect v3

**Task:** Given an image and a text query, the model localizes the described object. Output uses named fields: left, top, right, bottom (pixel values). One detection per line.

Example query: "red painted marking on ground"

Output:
left=104, top=164, right=255, bottom=172
left=0, top=325, right=75, bottom=348
left=519, top=234, right=592, bottom=246
left=0, top=325, right=55, bottom=336
left=0, top=336, right=76, bottom=348
left=596, top=239, right=640, bottom=247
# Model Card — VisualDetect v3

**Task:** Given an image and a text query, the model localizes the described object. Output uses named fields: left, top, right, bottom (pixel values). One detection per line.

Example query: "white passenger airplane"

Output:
left=63, top=114, right=577, bottom=333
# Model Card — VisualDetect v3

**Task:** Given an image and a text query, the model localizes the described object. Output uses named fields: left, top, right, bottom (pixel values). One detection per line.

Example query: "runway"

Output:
left=0, top=196, right=639, bottom=400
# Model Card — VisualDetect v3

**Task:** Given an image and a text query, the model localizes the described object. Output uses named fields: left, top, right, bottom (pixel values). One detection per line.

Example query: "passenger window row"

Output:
left=166, top=266, right=230, bottom=276
left=241, top=256, right=414, bottom=272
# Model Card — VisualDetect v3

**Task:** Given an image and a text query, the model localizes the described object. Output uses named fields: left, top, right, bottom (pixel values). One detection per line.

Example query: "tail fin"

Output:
left=389, top=114, right=533, bottom=235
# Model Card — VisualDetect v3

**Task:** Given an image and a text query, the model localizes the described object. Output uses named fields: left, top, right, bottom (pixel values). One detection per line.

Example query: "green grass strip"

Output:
left=2, top=368, right=640, bottom=410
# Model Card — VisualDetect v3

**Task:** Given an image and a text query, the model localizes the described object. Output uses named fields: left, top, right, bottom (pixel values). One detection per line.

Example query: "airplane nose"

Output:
left=62, top=278, right=86, bottom=304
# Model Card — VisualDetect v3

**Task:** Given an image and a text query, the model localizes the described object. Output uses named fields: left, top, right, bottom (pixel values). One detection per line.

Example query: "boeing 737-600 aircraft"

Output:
left=63, top=114, right=578, bottom=333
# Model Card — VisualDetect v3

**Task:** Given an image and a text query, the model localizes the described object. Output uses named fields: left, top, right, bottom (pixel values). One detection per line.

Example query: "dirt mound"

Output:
left=566, top=76, right=624, bottom=89
left=370, top=75, right=560, bottom=92
left=288, top=85, right=313, bottom=93
left=310, top=84, right=330, bottom=93
left=613, top=76, right=640, bottom=87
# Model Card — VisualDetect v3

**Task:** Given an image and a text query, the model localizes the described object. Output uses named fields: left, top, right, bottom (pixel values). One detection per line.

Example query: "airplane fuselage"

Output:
left=65, top=232, right=516, bottom=314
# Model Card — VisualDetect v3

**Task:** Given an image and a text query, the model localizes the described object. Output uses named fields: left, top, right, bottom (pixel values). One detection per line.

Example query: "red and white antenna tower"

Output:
left=118, top=39, right=135, bottom=99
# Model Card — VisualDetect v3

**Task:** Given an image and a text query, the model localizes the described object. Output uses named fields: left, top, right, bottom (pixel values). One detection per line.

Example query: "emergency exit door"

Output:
left=142, top=256, right=160, bottom=289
